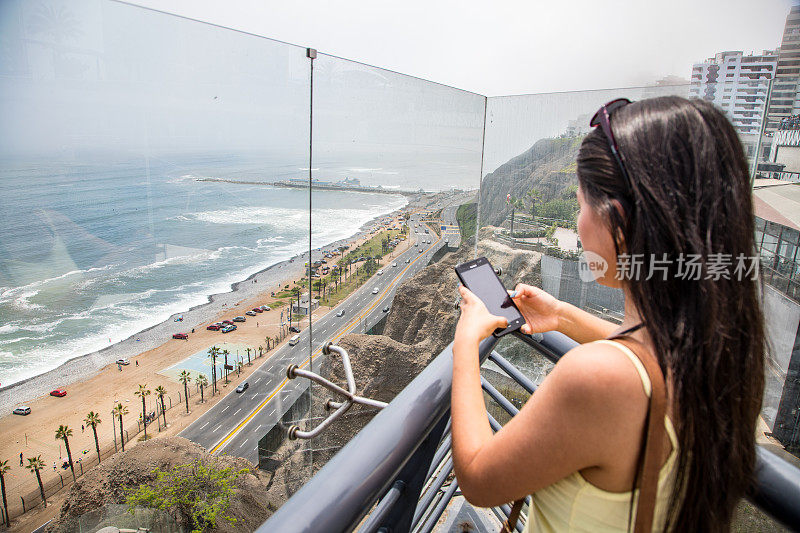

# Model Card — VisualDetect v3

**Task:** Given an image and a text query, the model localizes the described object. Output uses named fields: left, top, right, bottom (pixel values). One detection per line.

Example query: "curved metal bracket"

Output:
left=286, top=342, right=388, bottom=440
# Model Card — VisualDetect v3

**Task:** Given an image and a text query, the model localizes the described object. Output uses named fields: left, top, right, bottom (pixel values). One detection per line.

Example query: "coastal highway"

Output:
left=179, top=213, right=446, bottom=464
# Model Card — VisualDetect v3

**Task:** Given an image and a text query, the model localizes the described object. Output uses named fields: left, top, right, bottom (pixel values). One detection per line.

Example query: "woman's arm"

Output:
left=451, top=287, right=646, bottom=507
left=511, top=284, right=617, bottom=343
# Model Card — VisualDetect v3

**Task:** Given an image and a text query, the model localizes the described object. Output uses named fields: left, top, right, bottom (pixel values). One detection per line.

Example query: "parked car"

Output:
left=336, top=310, right=345, bottom=317
left=172, top=333, right=188, bottom=339
left=206, top=323, right=221, bottom=331
left=222, top=320, right=234, bottom=325
left=13, top=406, right=31, bottom=416
left=260, top=305, right=271, bottom=311
left=222, top=325, right=237, bottom=333
left=252, top=307, right=263, bottom=313
left=116, top=358, right=130, bottom=366
left=50, top=389, right=67, bottom=397
left=233, top=316, right=246, bottom=322
left=382, top=306, right=390, bottom=313
left=245, top=310, right=257, bottom=316
left=236, top=382, right=249, bottom=393
left=372, top=287, right=379, bottom=294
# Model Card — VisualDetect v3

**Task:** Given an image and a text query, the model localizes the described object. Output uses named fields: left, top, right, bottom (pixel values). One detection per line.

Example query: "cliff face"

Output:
left=480, top=137, right=583, bottom=226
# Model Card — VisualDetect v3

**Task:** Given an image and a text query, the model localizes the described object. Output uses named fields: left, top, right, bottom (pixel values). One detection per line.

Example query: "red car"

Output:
left=50, top=389, right=67, bottom=397
left=206, top=323, right=221, bottom=331
left=222, top=320, right=234, bottom=325
left=252, top=307, right=263, bottom=313
left=172, top=333, right=188, bottom=340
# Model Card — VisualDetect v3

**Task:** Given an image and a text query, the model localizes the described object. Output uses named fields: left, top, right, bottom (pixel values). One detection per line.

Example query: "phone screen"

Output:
left=456, top=258, right=524, bottom=336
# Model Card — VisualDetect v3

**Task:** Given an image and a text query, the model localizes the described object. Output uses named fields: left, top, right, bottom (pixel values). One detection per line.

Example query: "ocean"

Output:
left=0, top=153, right=409, bottom=386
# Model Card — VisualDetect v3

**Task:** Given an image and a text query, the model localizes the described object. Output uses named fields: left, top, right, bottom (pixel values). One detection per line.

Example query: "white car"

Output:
left=372, top=287, right=379, bottom=294
left=116, top=358, right=130, bottom=366
left=377, top=270, right=383, bottom=275
left=392, top=262, right=397, bottom=267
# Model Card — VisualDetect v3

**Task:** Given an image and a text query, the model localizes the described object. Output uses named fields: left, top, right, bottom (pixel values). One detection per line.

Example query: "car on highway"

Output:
left=424, top=229, right=429, bottom=234
left=289, top=326, right=301, bottom=333
left=221, top=325, right=237, bottom=333
left=245, top=310, right=257, bottom=316
left=372, top=287, right=379, bottom=294
left=172, top=333, right=188, bottom=339
left=235, top=382, right=249, bottom=393
left=377, top=270, right=383, bottom=275
left=233, top=316, right=246, bottom=322
left=206, top=323, right=222, bottom=331
left=336, top=310, right=345, bottom=317
left=13, top=406, right=31, bottom=416
left=50, top=389, right=67, bottom=397
left=405, top=258, right=411, bottom=263
left=419, top=249, right=423, bottom=253
left=116, top=358, right=130, bottom=366
left=382, top=306, right=390, bottom=313
left=392, top=262, right=397, bottom=267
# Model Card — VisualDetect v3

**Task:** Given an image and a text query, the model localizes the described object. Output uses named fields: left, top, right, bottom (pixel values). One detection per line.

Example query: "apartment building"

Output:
left=766, top=6, right=800, bottom=133
left=690, top=50, right=778, bottom=140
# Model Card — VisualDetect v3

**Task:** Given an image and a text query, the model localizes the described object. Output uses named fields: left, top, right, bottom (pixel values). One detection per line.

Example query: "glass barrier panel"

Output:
left=0, top=0, right=310, bottom=520
left=271, top=53, right=488, bottom=478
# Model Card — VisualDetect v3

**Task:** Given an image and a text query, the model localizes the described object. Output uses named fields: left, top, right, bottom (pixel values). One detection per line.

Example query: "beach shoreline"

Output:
left=0, top=201, right=413, bottom=413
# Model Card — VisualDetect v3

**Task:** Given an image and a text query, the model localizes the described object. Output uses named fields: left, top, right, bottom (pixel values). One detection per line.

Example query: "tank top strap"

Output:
left=593, top=339, right=678, bottom=450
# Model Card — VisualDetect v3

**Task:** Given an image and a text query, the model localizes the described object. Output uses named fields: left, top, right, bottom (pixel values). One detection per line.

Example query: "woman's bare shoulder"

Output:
left=547, top=340, right=649, bottom=412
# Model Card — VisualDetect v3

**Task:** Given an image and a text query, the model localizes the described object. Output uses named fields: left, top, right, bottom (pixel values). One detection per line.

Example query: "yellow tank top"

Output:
left=524, top=340, right=679, bottom=533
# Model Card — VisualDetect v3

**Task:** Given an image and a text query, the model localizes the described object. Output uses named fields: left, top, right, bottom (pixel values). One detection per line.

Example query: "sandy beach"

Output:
left=0, top=202, right=419, bottom=527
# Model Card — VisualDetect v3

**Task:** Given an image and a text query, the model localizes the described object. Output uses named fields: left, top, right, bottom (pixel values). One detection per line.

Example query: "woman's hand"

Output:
left=510, top=284, right=563, bottom=334
left=455, top=286, right=508, bottom=345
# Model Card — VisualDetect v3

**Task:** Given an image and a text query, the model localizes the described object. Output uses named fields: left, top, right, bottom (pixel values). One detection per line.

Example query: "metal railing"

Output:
left=259, top=331, right=800, bottom=532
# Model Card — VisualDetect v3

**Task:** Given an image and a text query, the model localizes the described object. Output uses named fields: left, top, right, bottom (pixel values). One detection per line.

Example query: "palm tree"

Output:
left=55, top=425, right=75, bottom=481
left=0, top=459, right=10, bottom=527
left=154, top=386, right=168, bottom=427
left=179, top=370, right=191, bottom=413
left=258, top=345, right=264, bottom=358
left=236, top=360, right=243, bottom=376
left=222, top=350, right=230, bottom=383
left=207, top=346, right=219, bottom=395
left=196, top=374, right=208, bottom=403
left=134, top=384, right=151, bottom=440
left=527, top=188, right=542, bottom=220
left=112, top=403, right=128, bottom=452
left=84, top=412, right=102, bottom=464
left=25, top=456, right=46, bottom=508
left=245, top=347, right=252, bottom=365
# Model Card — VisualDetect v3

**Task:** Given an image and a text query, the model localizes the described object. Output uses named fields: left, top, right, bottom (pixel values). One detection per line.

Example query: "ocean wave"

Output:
left=0, top=264, right=118, bottom=304
left=0, top=324, right=19, bottom=334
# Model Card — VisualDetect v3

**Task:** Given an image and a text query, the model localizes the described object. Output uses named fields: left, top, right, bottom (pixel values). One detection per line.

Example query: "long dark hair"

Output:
left=576, top=96, right=765, bottom=531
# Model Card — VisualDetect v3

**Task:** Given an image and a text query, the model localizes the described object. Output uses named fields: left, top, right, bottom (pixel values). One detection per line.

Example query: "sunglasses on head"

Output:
left=590, top=98, right=633, bottom=184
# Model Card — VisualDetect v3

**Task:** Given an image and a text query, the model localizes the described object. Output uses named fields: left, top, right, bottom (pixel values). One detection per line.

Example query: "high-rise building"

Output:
left=766, top=5, right=800, bottom=133
left=690, top=50, right=778, bottom=137
left=690, top=50, right=778, bottom=161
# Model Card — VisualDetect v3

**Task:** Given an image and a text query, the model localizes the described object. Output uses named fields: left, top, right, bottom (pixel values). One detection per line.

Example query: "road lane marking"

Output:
left=199, top=422, right=209, bottom=430
left=209, top=230, right=442, bottom=454
left=222, top=405, right=229, bottom=412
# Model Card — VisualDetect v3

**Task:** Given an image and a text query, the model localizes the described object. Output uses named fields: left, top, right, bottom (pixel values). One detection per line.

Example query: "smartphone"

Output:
left=454, top=257, right=525, bottom=337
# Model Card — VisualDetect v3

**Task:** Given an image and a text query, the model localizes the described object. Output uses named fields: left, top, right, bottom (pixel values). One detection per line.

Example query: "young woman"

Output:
left=452, top=96, right=765, bottom=532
